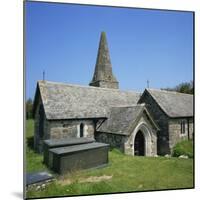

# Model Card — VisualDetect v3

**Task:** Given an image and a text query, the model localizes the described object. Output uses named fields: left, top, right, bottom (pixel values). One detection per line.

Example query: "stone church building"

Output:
left=33, top=32, right=193, bottom=156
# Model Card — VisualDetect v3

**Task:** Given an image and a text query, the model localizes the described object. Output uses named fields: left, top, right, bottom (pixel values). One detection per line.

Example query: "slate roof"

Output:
left=97, top=105, right=145, bottom=135
left=35, top=80, right=141, bottom=120
left=145, top=88, right=193, bottom=118
left=97, top=104, right=159, bottom=135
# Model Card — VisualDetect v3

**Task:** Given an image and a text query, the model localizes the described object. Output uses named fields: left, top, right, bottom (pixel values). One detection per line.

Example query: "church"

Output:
left=33, top=32, right=193, bottom=156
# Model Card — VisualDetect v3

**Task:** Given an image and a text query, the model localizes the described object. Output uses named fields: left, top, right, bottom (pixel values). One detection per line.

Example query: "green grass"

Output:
left=173, top=140, right=193, bottom=158
left=26, top=119, right=34, bottom=138
left=26, top=120, right=194, bottom=198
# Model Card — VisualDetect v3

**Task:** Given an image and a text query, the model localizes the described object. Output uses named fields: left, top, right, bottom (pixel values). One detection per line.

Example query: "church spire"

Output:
left=89, top=32, right=119, bottom=89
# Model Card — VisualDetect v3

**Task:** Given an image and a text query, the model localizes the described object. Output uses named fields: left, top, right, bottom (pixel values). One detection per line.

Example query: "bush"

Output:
left=172, top=140, right=193, bottom=158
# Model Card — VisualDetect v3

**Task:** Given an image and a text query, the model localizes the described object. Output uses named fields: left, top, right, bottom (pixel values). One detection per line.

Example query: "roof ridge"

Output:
left=38, top=80, right=141, bottom=94
left=147, top=88, right=193, bottom=96
left=111, top=104, right=145, bottom=108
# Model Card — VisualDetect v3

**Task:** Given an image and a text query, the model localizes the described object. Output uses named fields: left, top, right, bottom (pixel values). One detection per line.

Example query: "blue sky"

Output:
left=26, top=1, right=193, bottom=100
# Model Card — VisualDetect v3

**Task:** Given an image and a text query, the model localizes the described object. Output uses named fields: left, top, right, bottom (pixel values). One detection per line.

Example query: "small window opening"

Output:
left=80, top=123, right=84, bottom=137
left=181, top=120, right=186, bottom=134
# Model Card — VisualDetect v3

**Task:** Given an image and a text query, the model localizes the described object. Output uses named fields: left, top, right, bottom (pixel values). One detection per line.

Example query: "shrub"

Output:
left=172, top=140, right=193, bottom=158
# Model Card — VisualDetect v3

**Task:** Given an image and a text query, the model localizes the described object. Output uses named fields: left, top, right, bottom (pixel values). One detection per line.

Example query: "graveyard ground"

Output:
left=26, top=119, right=194, bottom=199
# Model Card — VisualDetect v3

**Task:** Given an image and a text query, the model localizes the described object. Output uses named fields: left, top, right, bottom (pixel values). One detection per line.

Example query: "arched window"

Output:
left=180, top=120, right=186, bottom=134
left=80, top=123, right=84, bottom=137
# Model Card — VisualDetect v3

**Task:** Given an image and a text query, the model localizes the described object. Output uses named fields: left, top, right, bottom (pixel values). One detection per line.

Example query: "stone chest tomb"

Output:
left=49, top=142, right=109, bottom=174
left=43, top=137, right=95, bottom=167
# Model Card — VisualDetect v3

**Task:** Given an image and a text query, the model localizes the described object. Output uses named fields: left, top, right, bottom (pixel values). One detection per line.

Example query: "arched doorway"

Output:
left=131, top=121, right=156, bottom=156
left=134, top=130, right=145, bottom=156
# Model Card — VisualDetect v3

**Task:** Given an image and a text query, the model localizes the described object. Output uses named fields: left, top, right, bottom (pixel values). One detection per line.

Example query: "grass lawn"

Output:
left=26, top=120, right=194, bottom=199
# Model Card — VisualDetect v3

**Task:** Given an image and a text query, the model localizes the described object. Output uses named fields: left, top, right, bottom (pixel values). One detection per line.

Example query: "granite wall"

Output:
left=95, top=132, right=127, bottom=152
left=168, top=117, right=194, bottom=151
left=49, top=120, right=95, bottom=139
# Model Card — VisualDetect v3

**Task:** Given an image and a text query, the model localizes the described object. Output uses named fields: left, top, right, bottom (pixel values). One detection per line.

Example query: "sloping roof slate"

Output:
left=146, top=89, right=193, bottom=118
left=97, top=105, right=144, bottom=135
left=36, top=81, right=141, bottom=120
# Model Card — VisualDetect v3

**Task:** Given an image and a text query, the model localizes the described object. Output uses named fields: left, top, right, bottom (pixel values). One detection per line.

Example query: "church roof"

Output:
left=145, top=88, right=193, bottom=118
left=34, top=80, right=141, bottom=120
left=97, top=104, right=159, bottom=135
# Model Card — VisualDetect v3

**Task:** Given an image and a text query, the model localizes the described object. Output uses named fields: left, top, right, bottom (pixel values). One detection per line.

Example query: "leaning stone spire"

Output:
left=89, top=32, right=119, bottom=89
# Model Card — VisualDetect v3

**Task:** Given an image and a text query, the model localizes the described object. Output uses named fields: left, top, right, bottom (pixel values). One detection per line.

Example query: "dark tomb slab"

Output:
left=26, top=171, right=54, bottom=186
left=43, top=137, right=95, bottom=166
left=49, top=142, right=109, bottom=174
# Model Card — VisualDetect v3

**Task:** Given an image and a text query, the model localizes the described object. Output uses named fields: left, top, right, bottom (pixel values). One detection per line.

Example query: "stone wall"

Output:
left=95, top=132, right=127, bottom=152
left=49, top=120, right=95, bottom=139
left=34, top=96, right=49, bottom=153
left=168, top=117, right=194, bottom=151
left=138, top=91, right=170, bottom=155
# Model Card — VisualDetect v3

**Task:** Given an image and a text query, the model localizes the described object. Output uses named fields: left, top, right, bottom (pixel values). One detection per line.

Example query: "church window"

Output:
left=181, top=120, right=186, bottom=134
left=80, top=123, right=84, bottom=137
